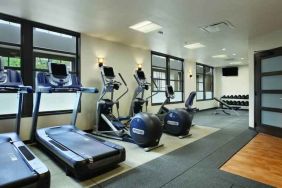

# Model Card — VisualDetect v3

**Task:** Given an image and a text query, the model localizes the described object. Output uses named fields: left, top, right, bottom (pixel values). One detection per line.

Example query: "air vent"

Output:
left=200, top=20, right=234, bottom=33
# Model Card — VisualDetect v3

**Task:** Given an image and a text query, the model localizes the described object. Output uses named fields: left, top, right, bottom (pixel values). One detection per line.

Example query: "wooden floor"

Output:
left=221, top=133, right=282, bottom=188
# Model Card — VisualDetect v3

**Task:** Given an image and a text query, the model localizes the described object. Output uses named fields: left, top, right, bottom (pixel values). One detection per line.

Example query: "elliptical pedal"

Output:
left=144, top=143, right=164, bottom=152
left=178, top=133, right=192, bottom=139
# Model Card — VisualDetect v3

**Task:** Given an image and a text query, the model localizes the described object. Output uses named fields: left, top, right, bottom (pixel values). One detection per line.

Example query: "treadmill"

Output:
left=0, top=59, right=50, bottom=188
left=31, top=62, right=125, bottom=180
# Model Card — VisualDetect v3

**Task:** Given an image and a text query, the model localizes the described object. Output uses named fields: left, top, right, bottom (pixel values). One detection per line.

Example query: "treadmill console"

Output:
left=48, top=62, right=72, bottom=86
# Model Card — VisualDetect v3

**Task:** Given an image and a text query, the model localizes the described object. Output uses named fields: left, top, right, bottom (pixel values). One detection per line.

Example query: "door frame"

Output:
left=254, top=46, right=282, bottom=138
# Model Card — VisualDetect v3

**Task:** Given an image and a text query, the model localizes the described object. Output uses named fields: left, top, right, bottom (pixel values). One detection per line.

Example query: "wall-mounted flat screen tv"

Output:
left=222, top=67, right=238, bottom=76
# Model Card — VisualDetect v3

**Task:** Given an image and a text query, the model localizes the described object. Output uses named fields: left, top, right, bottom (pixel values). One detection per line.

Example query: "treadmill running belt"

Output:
left=0, top=142, right=37, bottom=186
left=47, top=131, right=119, bottom=161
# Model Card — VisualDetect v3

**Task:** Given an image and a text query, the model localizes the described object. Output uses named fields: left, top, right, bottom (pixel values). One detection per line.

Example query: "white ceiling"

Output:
left=1, top=0, right=282, bottom=67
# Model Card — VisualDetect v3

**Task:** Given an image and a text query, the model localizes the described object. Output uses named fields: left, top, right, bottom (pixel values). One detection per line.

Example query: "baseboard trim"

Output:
left=199, top=107, right=217, bottom=112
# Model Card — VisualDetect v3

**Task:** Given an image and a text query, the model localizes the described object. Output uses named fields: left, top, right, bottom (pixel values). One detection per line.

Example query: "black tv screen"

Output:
left=222, top=67, right=238, bottom=76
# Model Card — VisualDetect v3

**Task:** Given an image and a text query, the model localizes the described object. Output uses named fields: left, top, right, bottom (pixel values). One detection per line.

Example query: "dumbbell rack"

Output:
left=220, top=95, right=249, bottom=110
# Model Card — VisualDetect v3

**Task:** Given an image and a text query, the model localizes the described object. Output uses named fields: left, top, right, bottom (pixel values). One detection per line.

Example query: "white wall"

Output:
left=0, top=34, right=218, bottom=141
left=218, top=65, right=249, bottom=96
left=248, top=29, right=282, bottom=128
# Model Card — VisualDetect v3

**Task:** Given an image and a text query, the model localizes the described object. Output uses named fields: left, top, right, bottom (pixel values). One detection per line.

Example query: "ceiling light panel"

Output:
left=230, top=61, right=243, bottom=65
left=184, top=43, right=205, bottom=49
left=212, top=54, right=228, bottom=58
left=129, top=21, right=162, bottom=33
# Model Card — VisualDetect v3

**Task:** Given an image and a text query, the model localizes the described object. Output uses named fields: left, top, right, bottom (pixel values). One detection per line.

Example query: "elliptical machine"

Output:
left=94, top=65, right=163, bottom=151
left=132, top=68, right=192, bottom=139
left=159, top=85, right=192, bottom=138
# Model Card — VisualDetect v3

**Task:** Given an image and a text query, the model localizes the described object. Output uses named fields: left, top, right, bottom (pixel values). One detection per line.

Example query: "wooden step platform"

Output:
left=221, top=133, right=282, bottom=188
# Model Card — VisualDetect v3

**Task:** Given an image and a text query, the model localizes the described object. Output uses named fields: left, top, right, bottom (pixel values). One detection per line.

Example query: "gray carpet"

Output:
left=93, top=110, right=271, bottom=188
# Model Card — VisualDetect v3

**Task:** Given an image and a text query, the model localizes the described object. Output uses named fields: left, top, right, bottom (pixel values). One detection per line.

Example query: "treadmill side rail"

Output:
left=13, top=141, right=49, bottom=175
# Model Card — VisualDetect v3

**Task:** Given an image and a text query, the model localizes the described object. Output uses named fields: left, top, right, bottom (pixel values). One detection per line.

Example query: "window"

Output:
left=151, top=52, right=184, bottom=105
left=196, top=63, right=214, bottom=101
left=0, top=18, right=21, bottom=116
left=33, top=27, right=78, bottom=113
left=0, top=13, right=80, bottom=119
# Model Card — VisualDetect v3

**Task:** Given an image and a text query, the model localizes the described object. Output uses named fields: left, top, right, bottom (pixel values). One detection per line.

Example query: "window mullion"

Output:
left=21, top=22, right=34, bottom=117
left=166, top=56, right=170, bottom=103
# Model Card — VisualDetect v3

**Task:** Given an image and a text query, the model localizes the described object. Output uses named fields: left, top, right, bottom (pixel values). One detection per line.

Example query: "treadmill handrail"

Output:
left=36, top=86, right=98, bottom=93
left=0, top=85, right=33, bottom=93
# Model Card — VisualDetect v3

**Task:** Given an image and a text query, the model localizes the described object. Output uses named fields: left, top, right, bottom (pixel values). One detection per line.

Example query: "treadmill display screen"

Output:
left=104, top=66, right=115, bottom=77
left=51, top=63, right=67, bottom=76
left=167, top=86, right=174, bottom=95
left=137, top=71, right=145, bottom=80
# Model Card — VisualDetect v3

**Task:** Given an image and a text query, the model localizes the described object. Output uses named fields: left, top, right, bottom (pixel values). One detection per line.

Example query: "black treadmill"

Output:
left=0, top=60, right=50, bottom=188
left=31, top=62, right=125, bottom=180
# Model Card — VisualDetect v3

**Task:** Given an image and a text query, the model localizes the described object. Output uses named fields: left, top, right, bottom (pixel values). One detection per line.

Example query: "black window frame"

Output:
left=151, top=51, right=184, bottom=106
left=196, top=62, right=214, bottom=101
left=0, top=13, right=81, bottom=119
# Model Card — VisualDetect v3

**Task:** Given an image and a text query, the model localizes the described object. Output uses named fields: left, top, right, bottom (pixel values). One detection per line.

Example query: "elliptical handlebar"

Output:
left=133, top=74, right=140, bottom=85
left=146, top=78, right=159, bottom=100
left=118, top=73, right=127, bottom=86
left=115, top=73, right=129, bottom=102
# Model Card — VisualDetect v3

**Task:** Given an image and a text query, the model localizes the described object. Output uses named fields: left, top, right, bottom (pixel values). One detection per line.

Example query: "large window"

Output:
left=0, top=13, right=80, bottom=119
left=151, top=52, right=184, bottom=105
left=196, top=63, right=214, bottom=101
left=33, top=27, right=78, bottom=113
left=0, top=19, right=21, bottom=116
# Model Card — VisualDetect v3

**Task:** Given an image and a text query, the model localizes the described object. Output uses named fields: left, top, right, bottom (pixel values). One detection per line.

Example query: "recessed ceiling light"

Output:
left=241, top=58, right=245, bottom=60
left=212, top=54, right=228, bottom=58
left=184, top=43, right=206, bottom=49
left=222, top=48, right=226, bottom=51
left=232, top=53, right=237, bottom=56
left=230, top=61, right=242, bottom=65
left=129, top=21, right=162, bottom=33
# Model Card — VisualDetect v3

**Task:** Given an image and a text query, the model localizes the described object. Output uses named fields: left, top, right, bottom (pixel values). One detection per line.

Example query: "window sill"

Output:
left=151, top=101, right=184, bottom=106
left=0, top=110, right=79, bottom=120
left=196, top=99, right=214, bottom=102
